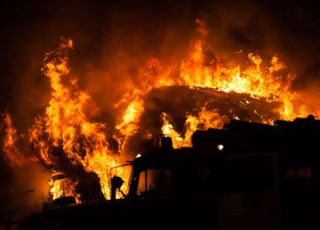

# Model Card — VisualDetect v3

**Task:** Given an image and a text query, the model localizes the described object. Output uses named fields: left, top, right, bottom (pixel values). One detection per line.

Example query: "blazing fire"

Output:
left=48, top=170, right=80, bottom=203
left=1, top=19, right=319, bottom=204
left=117, top=19, right=316, bottom=148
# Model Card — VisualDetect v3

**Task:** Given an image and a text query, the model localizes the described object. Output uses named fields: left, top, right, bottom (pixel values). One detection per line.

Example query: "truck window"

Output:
left=171, top=166, right=216, bottom=198
left=137, top=169, right=171, bottom=197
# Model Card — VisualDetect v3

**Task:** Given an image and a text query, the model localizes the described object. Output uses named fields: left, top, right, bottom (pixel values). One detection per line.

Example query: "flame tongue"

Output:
left=161, top=107, right=226, bottom=149
left=1, top=113, right=33, bottom=166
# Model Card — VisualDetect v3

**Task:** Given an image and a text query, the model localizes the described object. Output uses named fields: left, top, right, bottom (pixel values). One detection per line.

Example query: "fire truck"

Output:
left=19, top=116, right=320, bottom=229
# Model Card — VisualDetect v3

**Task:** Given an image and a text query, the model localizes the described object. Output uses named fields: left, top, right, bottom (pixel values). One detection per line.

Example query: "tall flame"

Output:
left=30, top=38, right=130, bottom=200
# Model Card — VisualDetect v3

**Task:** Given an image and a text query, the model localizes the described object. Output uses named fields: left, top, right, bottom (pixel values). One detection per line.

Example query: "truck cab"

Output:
left=19, top=145, right=222, bottom=229
left=19, top=117, right=320, bottom=229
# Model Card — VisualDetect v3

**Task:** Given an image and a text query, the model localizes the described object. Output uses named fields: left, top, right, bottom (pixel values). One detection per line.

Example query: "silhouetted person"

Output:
left=111, top=176, right=124, bottom=200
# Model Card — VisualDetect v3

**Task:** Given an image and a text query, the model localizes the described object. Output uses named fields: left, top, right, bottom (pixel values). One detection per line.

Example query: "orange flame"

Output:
left=177, top=21, right=313, bottom=121
left=161, top=108, right=227, bottom=148
left=1, top=113, right=35, bottom=166
left=49, top=170, right=80, bottom=203
left=115, top=95, right=144, bottom=152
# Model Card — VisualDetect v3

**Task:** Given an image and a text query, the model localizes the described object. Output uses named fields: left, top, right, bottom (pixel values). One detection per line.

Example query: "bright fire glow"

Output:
left=49, top=170, right=80, bottom=203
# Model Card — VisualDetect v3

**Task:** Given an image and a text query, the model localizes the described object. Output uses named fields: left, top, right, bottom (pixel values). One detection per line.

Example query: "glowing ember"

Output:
left=49, top=170, right=80, bottom=203
left=217, top=144, right=224, bottom=151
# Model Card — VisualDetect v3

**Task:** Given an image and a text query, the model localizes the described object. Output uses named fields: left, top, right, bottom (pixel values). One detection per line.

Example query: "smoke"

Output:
left=206, top=1, right=320, bottom=88
left=8, top=162, right=50, bottom=217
